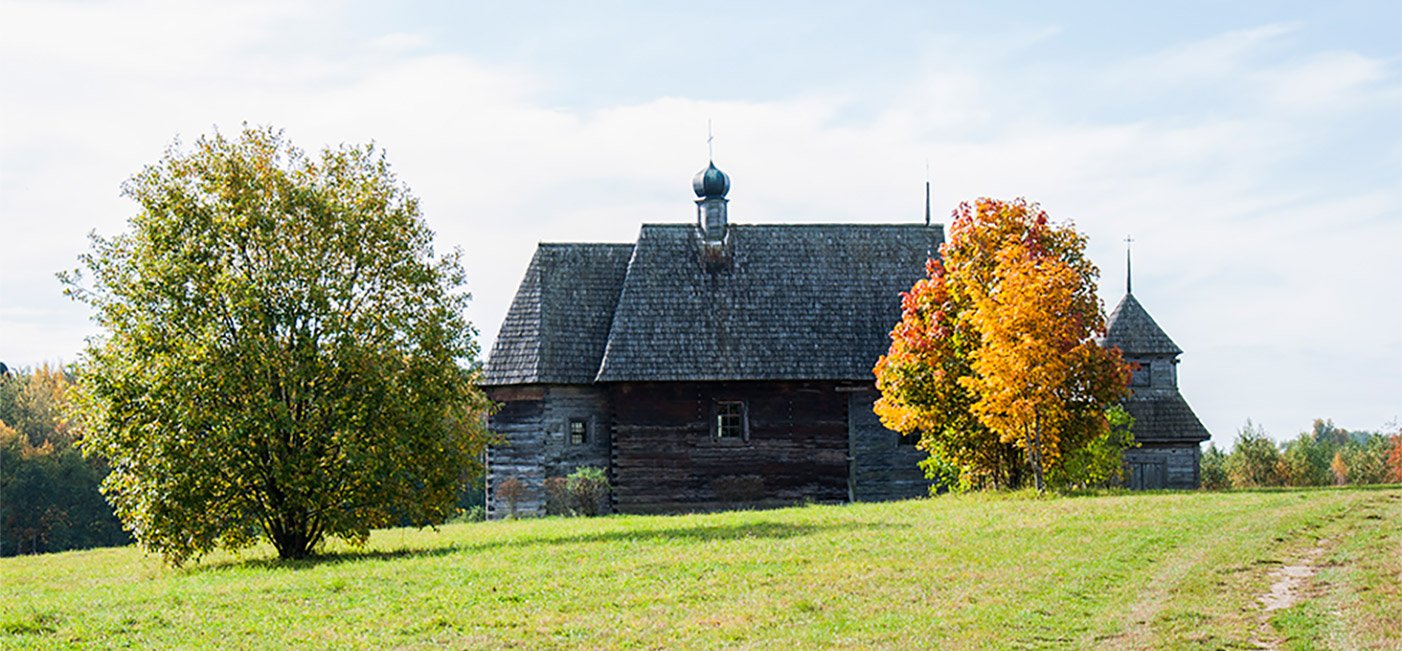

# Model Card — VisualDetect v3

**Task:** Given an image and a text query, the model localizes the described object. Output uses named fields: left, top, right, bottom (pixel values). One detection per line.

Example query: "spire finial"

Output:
left=924, top=160, right=931, bottom=227
left=1125, top=235, right=1135, bottom=295
left=707, top=120, right=714, bottom=161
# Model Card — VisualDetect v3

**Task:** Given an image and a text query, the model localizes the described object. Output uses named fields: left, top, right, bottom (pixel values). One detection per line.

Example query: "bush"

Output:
left=1339, top=435, right=1390, bottom=485
left=1387, top=429, right=1402, bottom=483
left=495, top=477, right=526, bottom=518
left=544, top=467, right=610, bottom=517
left=543, top=477, right=571, bottom=516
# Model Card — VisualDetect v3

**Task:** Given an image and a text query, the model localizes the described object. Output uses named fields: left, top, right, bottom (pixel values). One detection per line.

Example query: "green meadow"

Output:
left=3, top=488, right=1398, bottom=649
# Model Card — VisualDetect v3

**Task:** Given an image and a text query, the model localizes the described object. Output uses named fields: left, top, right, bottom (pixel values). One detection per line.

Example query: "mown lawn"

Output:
left=2, top=487, right=1398, bottom=649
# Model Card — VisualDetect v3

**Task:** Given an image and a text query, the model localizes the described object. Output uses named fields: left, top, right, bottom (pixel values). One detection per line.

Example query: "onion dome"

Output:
left=692, top=161, right=730, bottom=199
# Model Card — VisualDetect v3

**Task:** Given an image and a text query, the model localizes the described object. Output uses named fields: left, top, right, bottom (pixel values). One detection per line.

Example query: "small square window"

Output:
left=569, top=419, right=588, bottom=445
left=715, top=401, right=747, bottom=439
left=1131, top=362, right=1151, bottom=387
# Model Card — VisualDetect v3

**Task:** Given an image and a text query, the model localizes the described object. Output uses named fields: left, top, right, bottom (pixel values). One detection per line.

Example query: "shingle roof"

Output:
left=483, top=224, right=942, bottom=386
left=1123, top=390, right=1211, bottom=442
left=594, top=224, right=942, bottom=382
left=481, top=243, right=634, bottom=386
left=1103, top=293, right=1182, bottom=356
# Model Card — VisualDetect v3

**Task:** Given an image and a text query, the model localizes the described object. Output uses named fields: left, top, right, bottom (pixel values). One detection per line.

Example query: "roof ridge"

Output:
left=638, top=222, right=940, bottom=229
left=536, top=241, right=635, bottom=248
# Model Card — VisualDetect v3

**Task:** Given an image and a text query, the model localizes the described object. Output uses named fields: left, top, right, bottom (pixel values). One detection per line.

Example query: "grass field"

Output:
left=2, top=487, right=1399, bottom=649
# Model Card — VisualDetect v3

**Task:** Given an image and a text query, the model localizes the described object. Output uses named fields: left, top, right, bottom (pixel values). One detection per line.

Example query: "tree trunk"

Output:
left=268, top=520, right=318, bottom=560
left=1030, top=418, right=1046, bottom=492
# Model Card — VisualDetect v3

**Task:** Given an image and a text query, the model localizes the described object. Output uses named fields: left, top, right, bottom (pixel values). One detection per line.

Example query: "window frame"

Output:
left=568, top=418, right=588, bottom=445
left=712, top=400, right=749, bottom=441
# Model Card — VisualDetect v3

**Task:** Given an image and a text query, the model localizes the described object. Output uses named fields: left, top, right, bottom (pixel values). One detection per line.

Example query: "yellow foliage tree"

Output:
left=964, top=240, right=1128, bottom=490
left=875, top=198, right=1129, bottom=491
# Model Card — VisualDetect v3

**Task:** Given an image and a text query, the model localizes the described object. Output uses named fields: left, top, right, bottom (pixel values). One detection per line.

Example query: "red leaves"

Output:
left=875, top=196, right=1130, bottom=491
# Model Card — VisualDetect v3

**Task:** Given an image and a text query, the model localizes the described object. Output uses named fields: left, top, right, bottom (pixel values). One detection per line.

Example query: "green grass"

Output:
left=2, top=488, right=1398, bottom=649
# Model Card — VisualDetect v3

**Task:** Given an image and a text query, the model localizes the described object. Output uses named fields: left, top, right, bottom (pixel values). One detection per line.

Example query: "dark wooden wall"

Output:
left=485, top=385, right=611, bottom=518
left=607, top=381, right=850, bottom=514
left=1124, top=442, right=1201, bottom=490
left=847, top=389, right=932, bottom=501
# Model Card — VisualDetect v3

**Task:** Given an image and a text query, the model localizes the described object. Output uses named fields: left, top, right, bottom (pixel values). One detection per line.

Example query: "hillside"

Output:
left=2, top=488, right=1399, bottom=649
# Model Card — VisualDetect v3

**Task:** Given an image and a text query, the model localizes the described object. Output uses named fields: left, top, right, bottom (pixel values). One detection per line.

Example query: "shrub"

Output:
left=1279, top=432, right=1334, bottom=487
left=495, top=477, right=526, bottom=518
left=543, top=477, right=571, bottom=516
left=543, top=467, right=610, bottom=517
left=1048, top=405, right=1137, bottom=490
left=567, top=466, right=611, bottom=516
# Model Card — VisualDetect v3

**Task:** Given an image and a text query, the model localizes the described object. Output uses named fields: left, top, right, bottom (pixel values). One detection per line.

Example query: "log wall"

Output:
left=608, top=381, right=850, bottom=514
left=847, top=389, right=932, bottom=501
left=485, top=385, right=611, bottom=518
left=1124, top=442, right=1201, bottom=490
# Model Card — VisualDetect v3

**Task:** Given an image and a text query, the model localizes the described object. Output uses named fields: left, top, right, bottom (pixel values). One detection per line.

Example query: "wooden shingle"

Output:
left=481, top=243, right=634, bottom=386
left=595, top=224, right=943, bottom=382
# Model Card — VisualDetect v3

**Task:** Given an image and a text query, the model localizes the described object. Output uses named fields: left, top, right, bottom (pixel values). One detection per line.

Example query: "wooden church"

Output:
left=480, top=161, right=937, bottom=517
left=1101, top=258, right=1212, bottom=489
left=481, top=160, right=1212, bottom=516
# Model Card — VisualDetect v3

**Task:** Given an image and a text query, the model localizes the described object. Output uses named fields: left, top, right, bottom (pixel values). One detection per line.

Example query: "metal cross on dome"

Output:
left=1125, top=235, right=1135, bottom=294
left=707, top=120, right=714, bottom=161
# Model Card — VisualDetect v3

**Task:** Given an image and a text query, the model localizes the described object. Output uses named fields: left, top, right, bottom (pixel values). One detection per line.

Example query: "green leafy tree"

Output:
left=1279, top=431, right=1334, bottom=487
left=1338, top=434, right=1390, bottom=485
left=62, top=126, right=492, bottom=564
left=1199, top=443, right=1229, bottom=490
left=1225, top=421, right=1283, bottom=488
left=1047, top=405, right=1136, bottom=490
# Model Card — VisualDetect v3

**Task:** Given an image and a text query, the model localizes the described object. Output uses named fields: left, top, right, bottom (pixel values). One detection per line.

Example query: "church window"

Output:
left=1131, top=362, right=1151, bottom=387
left=569, top=419, right=588, bottom=445
left=714, top=401, right=748, bottom=440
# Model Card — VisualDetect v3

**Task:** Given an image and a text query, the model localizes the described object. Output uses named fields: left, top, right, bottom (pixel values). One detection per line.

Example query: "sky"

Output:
left=1, top=0, right=1399, bottom=447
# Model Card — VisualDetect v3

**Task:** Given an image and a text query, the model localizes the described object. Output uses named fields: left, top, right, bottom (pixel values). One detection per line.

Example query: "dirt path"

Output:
left=1109, top=540, right=1213, bottom=648
left=1252, top=538, right=1330, bottom=650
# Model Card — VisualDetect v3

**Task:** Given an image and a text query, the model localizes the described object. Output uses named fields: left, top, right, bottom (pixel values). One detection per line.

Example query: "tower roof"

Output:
left=692, top=161, right=730, bottom=199
left=1102, top=293, right=1182, bottom=356
left=1123, top=390, right=1210, bottom=442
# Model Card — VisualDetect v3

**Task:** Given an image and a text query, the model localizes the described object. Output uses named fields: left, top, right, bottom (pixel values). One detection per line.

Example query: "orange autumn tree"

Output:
left=875, top=198, right=1129, bottom=491
left=1388, top=426, right=1402, bottom=483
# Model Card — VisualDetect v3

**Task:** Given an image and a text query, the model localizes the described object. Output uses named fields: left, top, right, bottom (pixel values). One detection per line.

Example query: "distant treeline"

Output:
left=1202, top=419, right=1402, bottom=490
left=1, top=363, right=486, bottom=556
left=1, top=364, right=129, bottom=556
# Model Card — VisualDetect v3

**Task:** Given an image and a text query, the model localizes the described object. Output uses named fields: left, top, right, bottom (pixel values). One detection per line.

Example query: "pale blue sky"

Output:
left=2, top=1, right=1399, bottom=446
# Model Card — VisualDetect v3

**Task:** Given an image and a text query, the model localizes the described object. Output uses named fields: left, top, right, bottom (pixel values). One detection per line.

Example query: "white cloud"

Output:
left=370, top=32, right=431, bottom=53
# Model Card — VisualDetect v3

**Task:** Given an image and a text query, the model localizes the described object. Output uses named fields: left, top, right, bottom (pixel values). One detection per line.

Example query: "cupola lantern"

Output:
left=693, top=161, right=730, bottom=242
